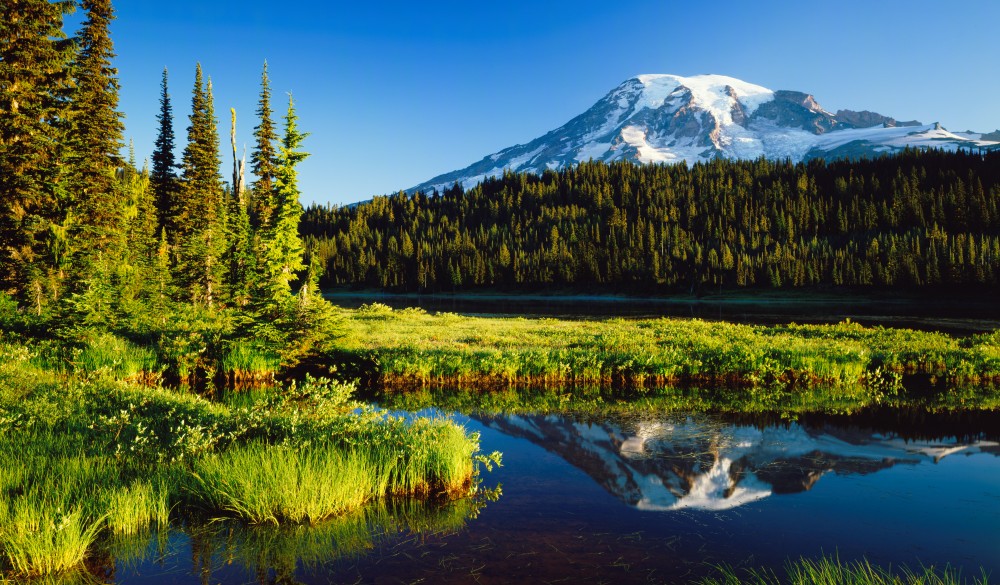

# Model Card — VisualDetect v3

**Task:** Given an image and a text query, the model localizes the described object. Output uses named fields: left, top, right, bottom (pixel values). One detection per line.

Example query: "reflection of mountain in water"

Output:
left=478, top=414, right=999, bottom=511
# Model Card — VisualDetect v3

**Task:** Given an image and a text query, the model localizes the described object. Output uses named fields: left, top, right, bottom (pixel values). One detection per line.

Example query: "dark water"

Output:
left=114, top=409, right=1000, bottom=584
left=324, top=291, right=1000, bottom=335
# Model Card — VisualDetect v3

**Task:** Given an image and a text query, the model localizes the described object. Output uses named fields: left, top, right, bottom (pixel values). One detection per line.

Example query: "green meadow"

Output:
left=0, top=333, right=495, bottom=580
left=333, top=303, right=1000, bottom=391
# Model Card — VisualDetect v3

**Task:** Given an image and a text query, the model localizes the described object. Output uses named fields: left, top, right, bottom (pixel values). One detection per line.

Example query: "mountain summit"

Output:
left=413, top=74, right=998, bottom=192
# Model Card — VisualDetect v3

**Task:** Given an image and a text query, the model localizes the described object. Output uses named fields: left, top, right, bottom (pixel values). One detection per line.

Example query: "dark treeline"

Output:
left=1, top=1, right=317, bottom=326
left=303, top=150, right=1000, bottom=293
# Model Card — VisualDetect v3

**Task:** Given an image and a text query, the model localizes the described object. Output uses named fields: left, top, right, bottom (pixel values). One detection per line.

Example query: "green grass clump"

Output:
left=187, top=442, right=382, bottom=525
left=102, top=478, right=171, bottom=536
left=701, top=556, right=990, bottom=585
left=73, top=331, right=159, bottom=381
left=0, top=501, right=102, bottom=579
left=219, top=339, right=281, bottom=382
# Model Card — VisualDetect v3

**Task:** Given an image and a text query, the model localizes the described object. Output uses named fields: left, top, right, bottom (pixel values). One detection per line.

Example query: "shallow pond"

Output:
left=111, top=407, right=1000, bottom=583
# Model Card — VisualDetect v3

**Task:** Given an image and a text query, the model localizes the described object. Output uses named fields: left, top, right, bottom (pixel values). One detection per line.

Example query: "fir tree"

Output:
left=151, top=67, right=177, bottom=232
left=176, top=65, right=227, bottom=306
left=250, top=61, right=279, bottom=230
left=0, top=0, right=77, bottom=310
left=260, top=93, right=308, bottom=307
left=70, top=0, right=126, bottom=274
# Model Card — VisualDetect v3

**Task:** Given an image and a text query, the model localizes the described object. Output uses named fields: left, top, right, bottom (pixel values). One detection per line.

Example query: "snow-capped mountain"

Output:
left=477, top=413, right=999, bottom=512
left=413, top=74, right=999, bottom=193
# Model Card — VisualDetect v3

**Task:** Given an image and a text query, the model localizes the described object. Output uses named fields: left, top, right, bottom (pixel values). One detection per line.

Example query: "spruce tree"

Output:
left=250, top=61, right=279, bottom=230
left=71, top=0, right=125, bottom=225
left=176, top=65, right=227, bottom=306
left=260, top=93, right=308, bottom=306
left=151, top=68, right=177, bottom=232
left=0, top=0, right=77, bottom=310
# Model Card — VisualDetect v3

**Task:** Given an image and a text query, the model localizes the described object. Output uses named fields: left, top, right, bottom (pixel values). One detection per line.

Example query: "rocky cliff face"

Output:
left=413, top=74, right=998, bottom=193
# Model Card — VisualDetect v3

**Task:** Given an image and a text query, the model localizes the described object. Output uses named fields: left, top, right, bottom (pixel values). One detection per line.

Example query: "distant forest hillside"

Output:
left=302, top=150, right=1000, bottom=293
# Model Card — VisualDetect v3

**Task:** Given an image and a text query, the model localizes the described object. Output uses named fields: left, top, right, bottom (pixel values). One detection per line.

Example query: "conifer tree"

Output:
left=250, top=61, right=279, bottom=230
left=0, top=0, right=77, bottom=310
left=260, top=94, right=308, bottom=306
left=70, top=0, right=125, bottom=255
left=151, top=68, right=177, bottom=232
left=176, top=65, right=227, bottom=306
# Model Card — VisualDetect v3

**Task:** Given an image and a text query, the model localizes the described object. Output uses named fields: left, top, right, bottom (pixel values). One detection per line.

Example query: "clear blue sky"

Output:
left=97, top=0, right=1000, bottom=206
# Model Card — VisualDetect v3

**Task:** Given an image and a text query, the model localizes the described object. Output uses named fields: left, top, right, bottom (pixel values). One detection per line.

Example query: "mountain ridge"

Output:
left=412, top=74, right=999, bottom=193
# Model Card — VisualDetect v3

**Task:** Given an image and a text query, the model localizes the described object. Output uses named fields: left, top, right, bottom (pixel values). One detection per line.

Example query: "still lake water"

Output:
left=116, top=408, right=1000, bottom=584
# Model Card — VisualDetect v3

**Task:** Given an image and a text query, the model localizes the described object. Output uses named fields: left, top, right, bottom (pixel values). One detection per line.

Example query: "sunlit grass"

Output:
left=0, top=346, right=488, bottom=579
left=332, top=305, right=1000, bottom=389
left=187, top=442, right=383, bottom=525
left=700, top=555, right=991, bottom=584
left=0, top=501, right=102, bottom=579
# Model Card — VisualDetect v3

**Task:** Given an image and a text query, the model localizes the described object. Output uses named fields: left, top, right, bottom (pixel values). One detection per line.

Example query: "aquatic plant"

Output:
left=700, top=555, right=990, bottom=585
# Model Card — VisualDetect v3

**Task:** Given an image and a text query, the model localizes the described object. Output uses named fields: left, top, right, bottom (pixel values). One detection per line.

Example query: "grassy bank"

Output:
left=332, top=304, right=1000, bottom=391
left=0, top=338, right=493, bottom=581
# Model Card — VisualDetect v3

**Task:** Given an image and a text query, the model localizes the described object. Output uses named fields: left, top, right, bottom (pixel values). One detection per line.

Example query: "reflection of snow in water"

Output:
left=483, top=414, right=998, bottom=512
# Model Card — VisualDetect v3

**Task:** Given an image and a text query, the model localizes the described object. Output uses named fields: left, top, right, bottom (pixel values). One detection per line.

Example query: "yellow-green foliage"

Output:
left=333, top=305, right=1000, bottom=386
left=701, top=554, right=989, bottom=585
left=188, top=443, right=380, bottom=525
left=0, top=342, right=485, bottom=579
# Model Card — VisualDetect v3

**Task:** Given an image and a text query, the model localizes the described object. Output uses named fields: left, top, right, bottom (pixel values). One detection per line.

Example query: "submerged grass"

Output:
left=701, top=555, right=991, bottom=584
left=332, top=305, right=1000, bottom=390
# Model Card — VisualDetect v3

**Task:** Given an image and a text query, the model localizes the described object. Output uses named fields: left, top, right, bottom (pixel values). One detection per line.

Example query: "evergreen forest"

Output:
left=1, top=0, right=332, bottom=377
left=303, top=151, right=1000, bottom=293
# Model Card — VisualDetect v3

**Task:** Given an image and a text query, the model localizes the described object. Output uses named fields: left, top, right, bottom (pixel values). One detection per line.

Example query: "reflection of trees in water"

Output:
left=478, top=411, right=998, bottom=511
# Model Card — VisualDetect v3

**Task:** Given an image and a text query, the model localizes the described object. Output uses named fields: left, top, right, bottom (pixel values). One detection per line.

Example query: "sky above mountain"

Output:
left=101, top=0, right=1000, bottom=206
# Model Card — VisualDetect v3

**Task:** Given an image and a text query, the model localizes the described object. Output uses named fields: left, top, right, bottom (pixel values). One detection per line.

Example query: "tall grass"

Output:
left=185, top=414, right=481, bottom=525
left=219, top=339, right=281, bottom=383
left=0, top=501, right=103, bottom=579
left=0, top=346, right=489, bottom=579
left=187, top=442, right=382, bottom=525
left=72, top=332, right=159, bottom=381
left=700, top=556, right=990, bottom=585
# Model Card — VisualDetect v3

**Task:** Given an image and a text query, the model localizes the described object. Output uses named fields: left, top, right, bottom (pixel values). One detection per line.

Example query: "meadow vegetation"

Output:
left=333, top=303, right=1000, bottom=392
left=0, top=330, right=495, bottom=581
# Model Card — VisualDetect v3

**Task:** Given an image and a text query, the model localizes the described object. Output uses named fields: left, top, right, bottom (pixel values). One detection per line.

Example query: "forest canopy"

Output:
left=303, top=150, right=1000, bottom=293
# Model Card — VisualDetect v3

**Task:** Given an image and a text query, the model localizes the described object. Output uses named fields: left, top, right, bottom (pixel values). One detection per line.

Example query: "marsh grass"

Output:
left=219, top=340, right=281, bottom=383
left=0, top=502, right=102, bottom=579
left=72, top=332, right=159, bottom=381
left=701, top=556, right=991, bottom=585
left=0, top=351, right=487, bottom=579
left=187, top=442, right=382, bottom=525
left=332, top=306, right=1000, bottom=390
left=185, top=413, right=483, bottom=525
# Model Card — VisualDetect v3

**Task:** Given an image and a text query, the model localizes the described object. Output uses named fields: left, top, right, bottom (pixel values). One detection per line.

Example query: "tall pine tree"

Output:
left=0, top=0, right=77, bottom=310
left=151, top=67, right=177, bottom=233
left=69, top=0, right=128, bottom=297
left=250, top=61, right=278, bottom=230
left=176, top=65, right=227, bottom=306
left=260, top=93, right=308, bottom=306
